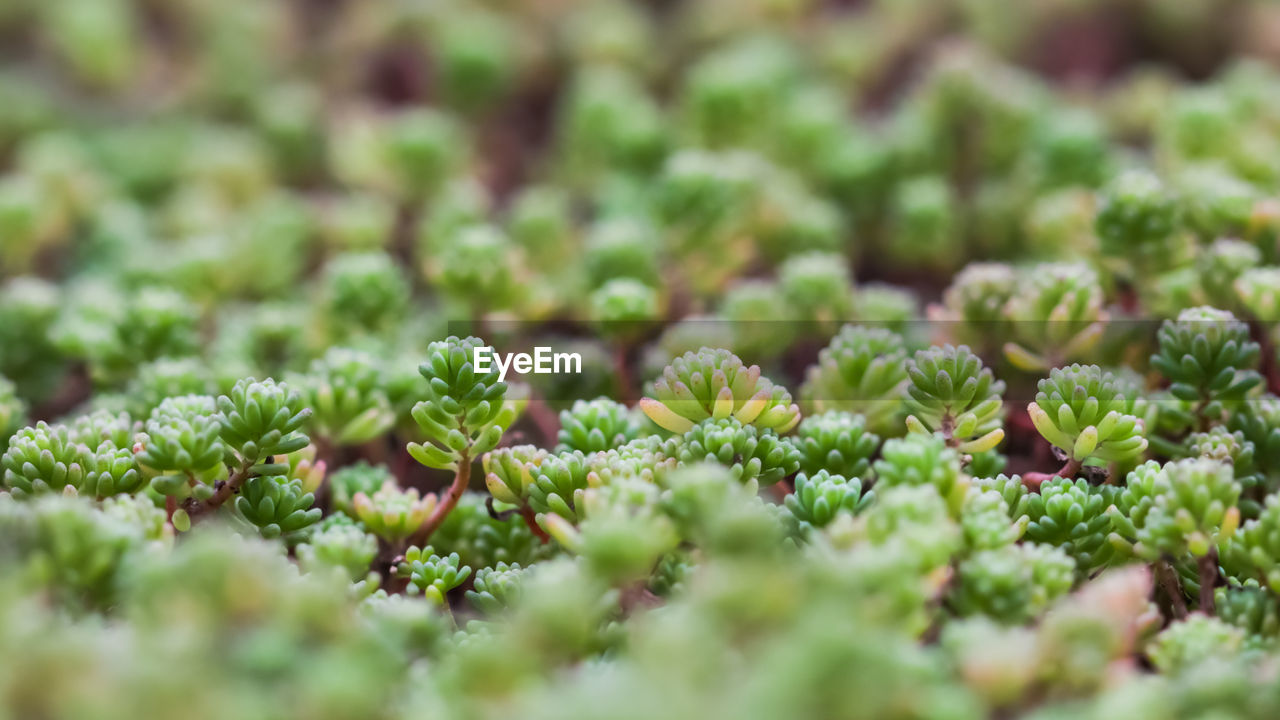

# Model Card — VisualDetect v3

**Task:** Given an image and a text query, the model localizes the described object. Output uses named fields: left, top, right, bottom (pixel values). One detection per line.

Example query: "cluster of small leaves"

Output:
left=233, top=474, right=321, bottom=541
left=408, top=336, right=511, bottom=470
left=783, top=470, right=871, bottom=532
left=395, top=546, right=472, bottom=603
left=904, top=344, right=1005, bottom=453
left=787, top=410, right=879, bottom=479
left=556, top=398, right=641, bottom=454
left=1028, top=364, right=1148, bottom=467
left=667, top=418, right=801, bottom=490
left=1151, top=307, right=1261, bottom=424
left=639, top=347, right=800, bottom=434
left=353, top=481, right=437, bottom=547
left=801, top=325, right=908, bottom=434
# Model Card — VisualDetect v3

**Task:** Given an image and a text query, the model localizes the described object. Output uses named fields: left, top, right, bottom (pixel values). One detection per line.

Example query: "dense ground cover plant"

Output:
left=10, top=0, right=1280, bottom=718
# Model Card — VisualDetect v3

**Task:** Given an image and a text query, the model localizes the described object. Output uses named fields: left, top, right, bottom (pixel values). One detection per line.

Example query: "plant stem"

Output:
left=519, top=505, right=550, bottom=543
left=409, top=449, right=471, bottom=546
left=1058, top=457, right=1082, bottom=479
left=182, top=463, right=253, bottom=521
left=1198, top=548, right=1219, bottom=614
left=1156, top=559, right=1189, bottom=620
left=613, top=342, right=637, bottom=407
left=1022, top=457, right=1084, bottom=490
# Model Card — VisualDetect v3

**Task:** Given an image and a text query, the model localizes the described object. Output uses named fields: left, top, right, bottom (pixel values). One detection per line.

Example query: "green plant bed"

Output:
left=7, top=0, right=1280, bottom=718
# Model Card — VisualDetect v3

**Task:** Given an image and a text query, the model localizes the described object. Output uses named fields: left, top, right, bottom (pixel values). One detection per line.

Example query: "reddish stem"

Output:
left=1157, top=559, right=1189, bottom=621
left=519, top=505, right=550, bottom=543
left=614, top=342, right=637, bottom=407
left=408, top=450, right=471, bottom=547
left=1022, top=457, right=1083, bottom=491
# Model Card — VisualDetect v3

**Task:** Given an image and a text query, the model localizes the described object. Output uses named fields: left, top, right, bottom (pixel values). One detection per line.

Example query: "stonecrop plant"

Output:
left=11, top=1, right=1280, bottom=718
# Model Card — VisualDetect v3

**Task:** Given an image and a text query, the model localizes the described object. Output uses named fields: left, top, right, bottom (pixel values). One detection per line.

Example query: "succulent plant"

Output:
left=1226, top=494, right=1280, bottom=593
left=394, top=546, right=472, bottom=604
left=215, top=377, right=311, bottom=468
left=1015, top=478, right=1115, bottom=574
left=233, top=474, right=321, bottom=541
left=873, top=433, right=968, bottom=515
left=777, top=251, right=855, bottom=330
left=407, top=336, right=511, bottom=472
left=1136, top=458, right=1240, bottom=560
left=640, top=347, right=800, bottom=434
left=65, top=407, right=136, bottom=450
left=784, top=470, right=872, bottom=532
left=556, top=398, right=642, bottom=454
left=1095, top=169, right=1180, bottom=266
left=2, top=421, right=90, bottom=497
left=800, top=325, right=909, bottom=435
left=80, top=444, right=144, bottom=498
left=296, top=514, right=379, bottom=585
left=525, top=450, right=592, bottom=523
left=10, top=5, right=1280, bottom=717
left=904, top=344, right=1006, bottom=453
left=1216, top=581, right=1280, bottom=647
left=960, top=488, right=1021, bottom=551
left=1002, top=263, right=1106, bottom=371
left=466, top=562, right=527, bottom=615
left=1028, top=365, right=1148, bottom=473
left=352, top=481, right=437, bottom=547
left=589, top=277, right=661, bottom=331
left=329, top=461, right=395, bottom=518
left=1236, top=267, right=1280, bottom=320
left=137, top=395, right=226, bottom=500
left=1147, top=615, right=1245, bottom=675
left=1151, top=307, right=1261, bottom=426
left=297, top=348, right=395, bottom=447
left=667, top=418, right=801, bottom=490
left=482, top=445, right=550, bottom=508
left=933, top=262, right=1017, bottom=353
left=319, top=251, right=411, bottom=340
left=950, top=543, right=1076, bottom=624
left=787, top=410, right=879, bottom=479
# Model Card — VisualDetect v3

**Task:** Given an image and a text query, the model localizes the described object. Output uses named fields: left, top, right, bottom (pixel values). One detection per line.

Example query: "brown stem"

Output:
left=613, top=342, right=637, bottom=407
left=408, top=450, right=471, bottom=547
left=1058, top=457, right=1083, bottom=479
left=940, top=413, right=957, bottom=448
left=1156, top=559, right=1189, bottom=621
left=519, top=505, right=550, bottom=543
left=182, top=464, right=253, bottom=521
left=165, top=495, right=177, bottom=524
left=1198, top=548, right=1219, bottom=615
